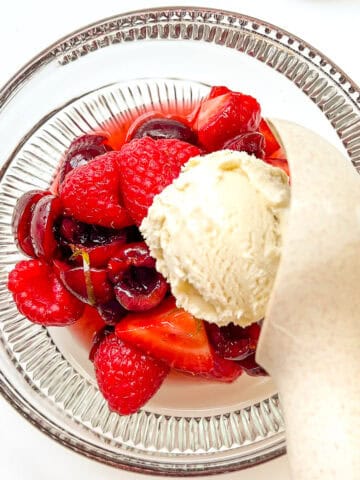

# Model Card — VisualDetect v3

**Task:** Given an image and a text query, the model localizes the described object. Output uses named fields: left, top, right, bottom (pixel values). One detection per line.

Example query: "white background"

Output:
left=0, top=1, right=359, bottom=479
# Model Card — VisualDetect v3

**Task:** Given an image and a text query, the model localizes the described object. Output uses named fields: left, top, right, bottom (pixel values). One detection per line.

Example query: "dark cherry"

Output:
left=223, top=132, right=265, bottom=159
left=52, top=259, right=72, bottom=278
left=131, top=118, right=198, bottom=145
left=206, top=323, right=251, bottom=361
left=237, top=353, right=268, bottom=377
left=108, top=242, right=168, bottom=311
left=30, top=195, right=63, bottom=260
left=97, top=300, right=127, bottom=326
left=72, top=238, right=127, bottom=268
left=114, top=267, right=168, bottom=311
left=89, top=325, right=114, bottom=362
left=11, top=190, right=50, bottom=257
left=59, top=134, right=112, bottom=184
left=107, top=242, right=155, bottom=284
left=60, top=267, right=114, bottom=306
left=58, top=217, right=89, bottom=245
left=124, top=225, right=144, bottom=243
left=57, top=218, right=128, bottom=268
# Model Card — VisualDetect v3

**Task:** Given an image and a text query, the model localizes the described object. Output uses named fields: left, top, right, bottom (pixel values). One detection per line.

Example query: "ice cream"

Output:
left=140, top=150, right=290, bottom=327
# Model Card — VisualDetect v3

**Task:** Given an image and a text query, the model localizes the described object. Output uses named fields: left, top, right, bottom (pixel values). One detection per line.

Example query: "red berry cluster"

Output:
left=8, top=86, right=284, bottom=414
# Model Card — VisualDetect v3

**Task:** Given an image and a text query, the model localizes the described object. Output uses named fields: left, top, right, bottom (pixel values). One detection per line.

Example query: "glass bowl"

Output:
left=0, top=7, right=359, bottom=476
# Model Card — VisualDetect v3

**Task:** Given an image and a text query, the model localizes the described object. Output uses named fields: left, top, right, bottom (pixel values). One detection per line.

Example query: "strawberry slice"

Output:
left=115, top=296, right=242, bottom=382
left=207, top=85, right=231, bottom=99
left=116, top=297, right=212, bottom=373
left=195, top=91, right=261, bottom=152
left=258, top=119, right=281, bottom=157
left=264, top=148, right=290, bottom=177
left=69, top=304, right=106, bottom=350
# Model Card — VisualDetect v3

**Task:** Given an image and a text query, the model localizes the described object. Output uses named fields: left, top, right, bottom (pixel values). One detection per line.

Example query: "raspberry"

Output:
left=60, top=152, right=133, bottom=229
left=94, top=334, right=169, bottom=415
left=8, top=259, right=84, bottom=326
left=116, top=137, right=201, bottom=225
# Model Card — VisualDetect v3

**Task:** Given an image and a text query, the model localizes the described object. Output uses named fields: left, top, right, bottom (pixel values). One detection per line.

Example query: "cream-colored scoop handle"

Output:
left=257, top=120, right=360, bottom=480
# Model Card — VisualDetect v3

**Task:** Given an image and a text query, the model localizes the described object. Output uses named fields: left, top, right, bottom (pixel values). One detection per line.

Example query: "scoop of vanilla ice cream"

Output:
left=140, top=150, right=290, bottom=327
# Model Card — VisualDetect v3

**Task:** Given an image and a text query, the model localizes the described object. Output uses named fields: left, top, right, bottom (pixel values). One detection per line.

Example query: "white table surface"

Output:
left=0, top=1, right=359, bottom=479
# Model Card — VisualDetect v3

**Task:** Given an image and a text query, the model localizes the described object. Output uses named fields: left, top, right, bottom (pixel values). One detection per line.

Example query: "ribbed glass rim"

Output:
left=0, top=6, right=359, bottom=476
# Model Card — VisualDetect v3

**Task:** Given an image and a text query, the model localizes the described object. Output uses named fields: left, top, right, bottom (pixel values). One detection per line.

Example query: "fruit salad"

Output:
left=8, top=85, right=289, bottom=415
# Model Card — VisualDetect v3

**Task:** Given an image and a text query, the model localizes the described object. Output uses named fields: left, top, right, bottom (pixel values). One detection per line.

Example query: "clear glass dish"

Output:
left=0, top=7, right=359, bottom=476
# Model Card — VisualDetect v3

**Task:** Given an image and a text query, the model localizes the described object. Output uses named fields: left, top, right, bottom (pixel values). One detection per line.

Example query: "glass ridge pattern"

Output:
left=0, top=7, right=359, bottom=475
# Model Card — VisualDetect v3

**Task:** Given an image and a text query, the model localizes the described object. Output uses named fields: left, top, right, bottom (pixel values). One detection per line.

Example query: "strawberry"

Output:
left=69, top=304, right=106, bottom=350
left=207, top=85, right=231, bottom=99
left=59, top=152, right=133, bottom=229
left=115, top=297, right=242, bottom=382
left=94, top=334, right=169, bottom=415
left=258, top=119, right=281, bottom=157
left=116, top=137, right=201, bottom=225
left=8, top=259, right=84, bottom=326
left=264, top=148, right=290, bottom=177
left=195, top=91, right=261, bottom=152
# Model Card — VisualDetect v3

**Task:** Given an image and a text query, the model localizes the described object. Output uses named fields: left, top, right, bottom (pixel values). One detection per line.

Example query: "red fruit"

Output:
left=207, top=85, right=231, bottom=99
left=97, top=300, right=127, bottom=326
left=60, top=152, right=133, bottom=229
left=94, top=334, right=169, bottom=415
left=116, top=297, right=211, bottom=373
left=206, top=323, right=251, bottom=361
left=131, top=117, right=198, bottom=145
left=206, top=322, right=263, bottom=361
left=195, top=92, right=261, bottom=152
left=258, top=119, right=281, bottom=157
left=52, top=259, right=72, bottom=277
left=72, top=236, right=127, bottom=268
left=247, top=322, right=262, bottom=350
left=116, top=297, right=242, bottom=381
left=107, top=242, right=155, bottom=283
left=8, top=259, right=84, bottom=326
left=30, top=195, right=63, bottom=260
left=264, top=154, right=290, bottom=177
left=117, top=137, right=201, bottom=225
left=59, top=133, right=111, bottom=184
left=108, top=242, right=168, bottom=311
left=58, top=217, right=88, bottom=245
left=114, top=268, right=168, bottom=312
left=61, top=266, right=114, bottom=306
left=223, top=132, right=265, bottom=159
left=69, top=304, right=106, bottom=349
left=11, top=190, right=50, bottom=257
left=237, top=353, right=268, bottom=377
left=211, top=355, right=243, bottom=382
left=89, top=325, right=114, bottom=362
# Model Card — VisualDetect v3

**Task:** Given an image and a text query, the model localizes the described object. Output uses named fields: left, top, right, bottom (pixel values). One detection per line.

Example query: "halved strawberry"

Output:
left=264, top=148, right=290, bottom=177
left=115, top=296, right=242, bottom=382
left=207, top=85, right=231, bottom=99
left=194, top=91, right=261, bottom=152
left=69, top=304, right=106, bottom=350
left=116, top=297, right=211, bottom=373
left=258, top=119, right=281, bottom=157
